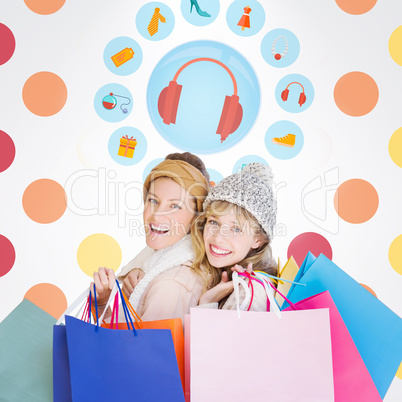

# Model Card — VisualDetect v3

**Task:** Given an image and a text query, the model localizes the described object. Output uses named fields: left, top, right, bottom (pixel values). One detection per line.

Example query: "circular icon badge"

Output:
left=261, top=29, right=300, bottom=68
left=207, top=168, right=224, bottom=187
left=275, top=74, right=314, bottom=113
left=104, top=37, right=143, bottom=76
left=94, top=83, right=133, bottom=122
left=181, top=0, right=220, bottom=26
left=136, top=2, right=175, bottom=41
left=226, top=0, right=265, bottom=37
left=108, top=127, right=147, bottom=166
left=147, top=41, right=260, bottom=154
left=265, top=121, right=304, bottom=160
left=232, top=155, right=269, bottom=174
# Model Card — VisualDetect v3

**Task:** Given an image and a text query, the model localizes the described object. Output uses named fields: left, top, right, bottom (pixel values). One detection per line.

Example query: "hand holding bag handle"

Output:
left=56, top=282, right=119, bottom=327
left=232, top=272, right=282, bottom=319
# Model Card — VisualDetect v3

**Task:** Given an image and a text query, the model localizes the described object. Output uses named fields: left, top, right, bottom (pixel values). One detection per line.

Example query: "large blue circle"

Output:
left=147, top=41, right=261, bottom=154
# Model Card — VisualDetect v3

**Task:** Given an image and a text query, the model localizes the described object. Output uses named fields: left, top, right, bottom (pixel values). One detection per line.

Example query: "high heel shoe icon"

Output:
left=190, top=0, right=211, bottom=17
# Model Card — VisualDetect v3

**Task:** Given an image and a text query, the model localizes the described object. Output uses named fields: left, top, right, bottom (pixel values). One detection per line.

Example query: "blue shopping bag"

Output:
left=53, top=325, right=72, bottom=402
left=53, top=282, right=184, bottom=402
left=285, top=253, right=402, bottom=399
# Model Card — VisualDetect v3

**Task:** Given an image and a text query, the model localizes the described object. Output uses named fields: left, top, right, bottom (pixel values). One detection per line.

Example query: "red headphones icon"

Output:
left=281, top=82, right=306, bottom=107
left=158, top=57, right=243, bottom=143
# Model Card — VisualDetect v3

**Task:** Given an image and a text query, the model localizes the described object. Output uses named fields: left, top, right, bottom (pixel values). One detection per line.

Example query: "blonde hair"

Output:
left=191, top=200, right=278, bottom=290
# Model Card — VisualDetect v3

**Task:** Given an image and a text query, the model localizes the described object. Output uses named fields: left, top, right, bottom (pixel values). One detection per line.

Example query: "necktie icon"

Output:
left=147, top=7, right=166, bottom=37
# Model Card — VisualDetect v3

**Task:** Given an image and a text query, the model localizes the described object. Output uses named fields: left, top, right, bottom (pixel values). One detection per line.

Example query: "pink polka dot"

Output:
left=0, top=130, right=16, bottom=173
left=287, top=232, right=333, bottom=267
left=0, top=235, right=16, bottom=277
left=0, top=23, right=15, bottom=65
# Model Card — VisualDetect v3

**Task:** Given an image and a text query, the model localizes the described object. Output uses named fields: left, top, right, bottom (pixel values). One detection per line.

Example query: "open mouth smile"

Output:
left=209, top=244, right=232, bottom=257
left=149, top=223, right=169, bottom=235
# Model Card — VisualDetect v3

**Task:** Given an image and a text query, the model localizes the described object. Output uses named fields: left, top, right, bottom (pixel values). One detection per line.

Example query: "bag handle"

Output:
left=110, top=293, right=119, bottom=329
left=105, top=286, right=143, bottom=330
left=254, top=270, right=306, bottom=287
left=115, top=280, right=138, bottom=336
left=233, top=272, right=252, bottom=318
left=57, top=287, right=93, bottom=325
left=252, top=272, right=282, bottom=318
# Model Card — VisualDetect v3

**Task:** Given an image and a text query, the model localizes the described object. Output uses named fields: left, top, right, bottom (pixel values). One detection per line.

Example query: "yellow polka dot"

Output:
left=389, top=127, right=402, bottom=168
left=388, top=235, right=402, bottom=275
left=389, top=26, right=402, bottom=66
left=77, top=233, right=122, bottom=277
left=396, top=361, right=402, bottom=379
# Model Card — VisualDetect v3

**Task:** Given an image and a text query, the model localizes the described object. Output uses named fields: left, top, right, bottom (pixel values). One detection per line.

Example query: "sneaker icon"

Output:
left=272, top=133, right=296, bottom=148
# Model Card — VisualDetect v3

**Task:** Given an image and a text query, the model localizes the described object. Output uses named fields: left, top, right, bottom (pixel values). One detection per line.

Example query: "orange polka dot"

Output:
left=24, top=283, right=67, bottom=319
left=334, top=72, right=379, bottom=116
left=360, top=283, right=377, bottom=298
left=22, top=72, right=67, bottom=116
left=22, top=179, right=67, bottom=223
left=334, top=179, right=379, bottom=224
left=335, top=0, right=377, bottom=15
left=24, top=0, right=65, bottom=15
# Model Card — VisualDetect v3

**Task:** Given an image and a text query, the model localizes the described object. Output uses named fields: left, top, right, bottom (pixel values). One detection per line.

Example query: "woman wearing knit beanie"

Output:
left=91, top=152, right=213, bottom=323
left=191, top=162, right=278, bottom=310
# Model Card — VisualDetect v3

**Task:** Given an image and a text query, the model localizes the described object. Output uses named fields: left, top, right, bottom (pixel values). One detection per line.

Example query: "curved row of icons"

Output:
left=98, top=120, right=304, bottom=170
left=97, top=72, right=312, bottom=125
left=104, top=28, right=300, bottom=76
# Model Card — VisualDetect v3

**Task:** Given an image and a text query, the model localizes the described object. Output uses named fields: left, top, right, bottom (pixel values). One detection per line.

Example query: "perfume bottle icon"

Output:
left=102, top=93, right=131, bottom=114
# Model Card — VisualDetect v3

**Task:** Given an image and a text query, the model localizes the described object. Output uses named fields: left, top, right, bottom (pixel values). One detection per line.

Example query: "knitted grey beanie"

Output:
left=203, top=162, right=277, bottom=240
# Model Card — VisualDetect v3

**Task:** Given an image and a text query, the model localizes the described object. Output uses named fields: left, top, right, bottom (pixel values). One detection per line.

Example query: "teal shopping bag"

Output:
left=0, top=299, right=55, bottom=401
left=285, top=253, right=402, bottom=399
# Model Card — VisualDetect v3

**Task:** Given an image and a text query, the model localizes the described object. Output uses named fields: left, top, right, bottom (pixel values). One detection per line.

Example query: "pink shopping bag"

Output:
left=284, top=291, right=382, bottom=402
left=189, top=307, right=334, bottom=402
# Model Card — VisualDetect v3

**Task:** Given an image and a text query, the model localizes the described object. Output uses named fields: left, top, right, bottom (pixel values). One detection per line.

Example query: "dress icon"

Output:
left=237, top=6, right=251, bottom=31
left=147, top=7, right=166, bottom=36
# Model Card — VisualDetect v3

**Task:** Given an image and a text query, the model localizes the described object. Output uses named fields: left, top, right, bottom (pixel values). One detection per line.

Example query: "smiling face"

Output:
left=203, top=205, right=263, bottom=269
left=143, top=177, right=196, bottom=250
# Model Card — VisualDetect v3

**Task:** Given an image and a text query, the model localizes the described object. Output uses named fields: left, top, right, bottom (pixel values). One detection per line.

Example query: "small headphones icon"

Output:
left=158, top=57, right=243, bottom=143
left=281, top=82, right=306, bottom=107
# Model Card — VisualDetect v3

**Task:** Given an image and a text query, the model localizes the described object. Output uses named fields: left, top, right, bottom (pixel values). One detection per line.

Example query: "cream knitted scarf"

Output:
left=118, top=235, right=194, bottom=311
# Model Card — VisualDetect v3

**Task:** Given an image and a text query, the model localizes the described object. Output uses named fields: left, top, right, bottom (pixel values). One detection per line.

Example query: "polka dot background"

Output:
left=22, top=179, right=67, bottom=224
left=23, top=283, right=67, bottom=319
left=24, top=0, right=66, bottom=15
left=0, top=23, right=15, bottom=65
left=334, top=72, right=379, bottom=117
left=287, top=232, right=333, bottom=267
left=22, top=72, right=68, bottom=117
left=334, top=179, right=379, bottom=224
left=1, top=1, right=402, bottom=399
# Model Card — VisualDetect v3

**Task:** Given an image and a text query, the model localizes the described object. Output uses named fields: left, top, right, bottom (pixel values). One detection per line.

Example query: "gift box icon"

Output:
left=118, top=135, right=137, bottom=158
